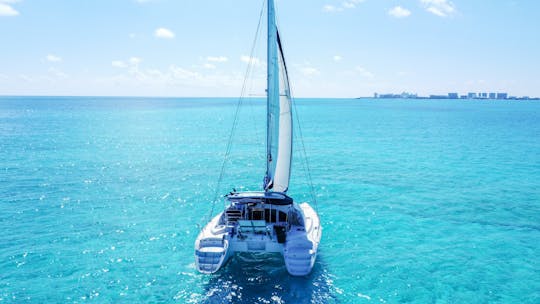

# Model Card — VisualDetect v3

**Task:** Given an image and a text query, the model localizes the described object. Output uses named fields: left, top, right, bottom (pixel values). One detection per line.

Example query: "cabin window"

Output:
left=264, top=208, right=287, bottom=223
left=251, top=208, right=264, bottom=221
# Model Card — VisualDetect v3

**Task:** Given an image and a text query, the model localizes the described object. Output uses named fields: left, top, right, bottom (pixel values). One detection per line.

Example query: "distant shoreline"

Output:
left=363, top=92, right=540, bottom=101
left=1, top=95, right=539, bottom=101
left=357, top=96, right=540, bottom=101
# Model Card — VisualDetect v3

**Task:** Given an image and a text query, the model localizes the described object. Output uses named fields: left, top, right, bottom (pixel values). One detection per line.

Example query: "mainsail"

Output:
left=265, top=0, right=292, bottom=193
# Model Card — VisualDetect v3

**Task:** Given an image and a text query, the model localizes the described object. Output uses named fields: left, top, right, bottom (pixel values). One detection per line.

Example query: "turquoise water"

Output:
left=0, top=96, right=539, bottom=303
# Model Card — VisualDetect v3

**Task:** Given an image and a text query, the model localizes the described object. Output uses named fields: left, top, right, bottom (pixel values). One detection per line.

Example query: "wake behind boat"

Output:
left=194, top=0, right=321, bottom=276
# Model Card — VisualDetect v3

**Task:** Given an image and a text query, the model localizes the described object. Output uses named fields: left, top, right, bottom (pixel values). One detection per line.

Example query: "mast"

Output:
left=265, top=0, right=279, bottom=191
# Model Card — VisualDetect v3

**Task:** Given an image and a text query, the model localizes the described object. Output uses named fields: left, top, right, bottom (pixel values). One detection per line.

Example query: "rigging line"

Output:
left=292, top=96, right=318, bottom=212
left=285, top=64, right=318, bottom=211
left=205, top=0, right=266, bottom=224
left=245, top=33, right=264, bottom=160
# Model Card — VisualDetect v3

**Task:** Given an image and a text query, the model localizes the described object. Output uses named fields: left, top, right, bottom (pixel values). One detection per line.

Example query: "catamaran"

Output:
left=194, top=0, right=321, bottom=276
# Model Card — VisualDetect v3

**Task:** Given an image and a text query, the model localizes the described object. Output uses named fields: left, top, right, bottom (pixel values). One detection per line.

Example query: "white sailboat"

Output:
left=195, top=0, right=321, bottom=276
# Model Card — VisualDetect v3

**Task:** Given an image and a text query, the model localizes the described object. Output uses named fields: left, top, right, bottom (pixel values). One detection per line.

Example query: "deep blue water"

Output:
left=0, top=96, right=539, bottom=303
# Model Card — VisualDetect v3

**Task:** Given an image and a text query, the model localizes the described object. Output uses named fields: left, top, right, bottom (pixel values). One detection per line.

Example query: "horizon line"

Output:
left=0, top=94, right=356, bottom=99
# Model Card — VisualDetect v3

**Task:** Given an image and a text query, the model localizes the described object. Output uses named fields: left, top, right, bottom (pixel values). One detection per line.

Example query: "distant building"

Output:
left=366, top=91, right=534, bottom=100
left=401, top=92, right=418, bottom=98
left=378, top=93, right=401, bottom=98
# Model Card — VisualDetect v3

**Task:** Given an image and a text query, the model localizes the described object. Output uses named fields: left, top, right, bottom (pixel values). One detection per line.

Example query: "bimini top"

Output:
left=225, top=191, right=293, bottom=205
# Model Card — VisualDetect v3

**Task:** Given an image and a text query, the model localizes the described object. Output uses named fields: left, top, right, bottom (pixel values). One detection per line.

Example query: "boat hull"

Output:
left=283, top=203, right=321, bottom=276
left=194, top=213, right=231, bottom=274
left=195, top=201, right=321, bottom=276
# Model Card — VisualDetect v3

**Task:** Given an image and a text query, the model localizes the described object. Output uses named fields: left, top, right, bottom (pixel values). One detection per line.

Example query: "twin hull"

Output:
left=195, top=199, right=321, bottom=276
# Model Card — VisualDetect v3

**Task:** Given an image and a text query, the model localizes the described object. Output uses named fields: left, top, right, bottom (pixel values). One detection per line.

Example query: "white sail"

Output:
left=272, top=33, right=292, bottom=193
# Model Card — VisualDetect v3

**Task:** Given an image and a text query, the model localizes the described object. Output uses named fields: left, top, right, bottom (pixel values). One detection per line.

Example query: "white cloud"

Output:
left=105, top=57, right=246, bottom=90
left=129, top=57, right=142, bottom=65
left=356, top=66, right=374, bottom=78
left=323, top=5, right=343, bottom=13
left=342, top=0, right=364, bottom=9
left=112, top=60, right=128, bottom=68
left=154, top=27, right=175, bottom=39
left=333, top=55, right=342, bottom=62
left=388, top=6, right=411, bottom=18
left=168, top=66, right=202, bottom=81
left=48, top=67, right=68, bottom=79
left=0, top=3, right=19, bottom=17
left=300, top=67, right=321, bottom=77
left=421, top=0, right=456, bottom=17
left=396, top=71, right=410, bottom=77
left=323, top=0, right=364, bottom=13
left=101, top=61, right=247, bottom=95
left=240, top=55, right=263, bottom=67
left=46, top=54, right=62, bottom=62
left=207, top=56, right=228, bottom=63
left=111, top=57, right=141, bottom=69
left=18, top=74, right=33, bottom=82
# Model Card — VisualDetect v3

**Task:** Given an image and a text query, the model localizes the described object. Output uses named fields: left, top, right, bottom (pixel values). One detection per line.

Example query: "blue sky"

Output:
left=1, top=0, right=539, bottom=98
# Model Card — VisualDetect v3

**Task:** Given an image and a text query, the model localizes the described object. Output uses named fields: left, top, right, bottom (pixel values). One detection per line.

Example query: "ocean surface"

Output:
left=0, top=96, right=539, bottom=303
